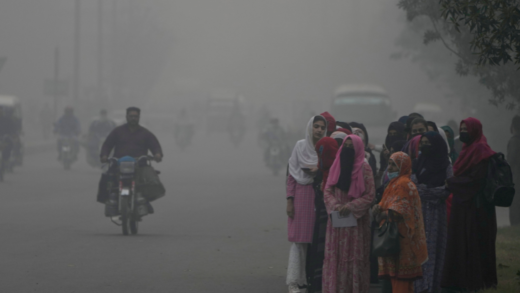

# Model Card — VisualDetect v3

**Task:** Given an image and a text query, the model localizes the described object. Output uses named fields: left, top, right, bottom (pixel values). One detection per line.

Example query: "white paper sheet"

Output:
left=331, top=211, right=358, bottom=228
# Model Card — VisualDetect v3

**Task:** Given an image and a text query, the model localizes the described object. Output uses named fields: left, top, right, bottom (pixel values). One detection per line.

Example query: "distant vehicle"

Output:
left=330, top=84, right=396, bottom=126
left=0, top=95, right=23, bottom=168
left=205, top=90, right=245, bottom=133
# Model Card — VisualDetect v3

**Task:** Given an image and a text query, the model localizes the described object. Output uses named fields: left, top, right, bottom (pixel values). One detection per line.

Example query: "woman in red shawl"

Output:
left=306, top=137, right=340, bottom=293
left=441, top=118, right=498, bottom=291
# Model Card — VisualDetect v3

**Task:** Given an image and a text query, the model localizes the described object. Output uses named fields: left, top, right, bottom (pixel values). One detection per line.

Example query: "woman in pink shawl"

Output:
left=322, top=135, right=375, bottom=293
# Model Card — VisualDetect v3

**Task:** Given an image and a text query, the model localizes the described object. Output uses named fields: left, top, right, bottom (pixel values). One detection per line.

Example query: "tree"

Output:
left=397, top=0, right=520, bottom=109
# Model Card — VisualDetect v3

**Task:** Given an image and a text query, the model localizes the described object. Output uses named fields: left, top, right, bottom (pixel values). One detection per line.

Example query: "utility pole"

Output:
left=73, top=0, right=81, bottom=105
left=97, top=0, right=104, bottom=107
left=53, top=47, right=60, bottom=121
left=111, top=0, right=118, bottom=104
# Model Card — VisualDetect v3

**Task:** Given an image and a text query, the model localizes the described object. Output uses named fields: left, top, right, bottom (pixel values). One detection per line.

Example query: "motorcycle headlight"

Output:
left=119, top=161, right=136, bottom=174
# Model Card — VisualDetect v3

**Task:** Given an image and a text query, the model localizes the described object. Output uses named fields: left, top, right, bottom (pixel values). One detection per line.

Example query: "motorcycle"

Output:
left=0, top=135, right=11, bottom=181
left=174, top=123, right=194, bottom=151
left=5, top=137, right=23, bottom=173
left=265, top=142, right=286, bottom=176
left=107, top=156, right=154, bottom=235
left=58, top=136, right=78, bottom=170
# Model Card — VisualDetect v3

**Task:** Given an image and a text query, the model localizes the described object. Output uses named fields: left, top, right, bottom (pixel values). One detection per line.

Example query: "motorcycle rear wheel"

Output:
left=0, top=160, right=4, bottom=182
left=121, top=197, right=130, bottom=235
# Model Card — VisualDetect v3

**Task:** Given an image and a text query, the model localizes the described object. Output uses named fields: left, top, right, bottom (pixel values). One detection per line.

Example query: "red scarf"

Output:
left=320, top=111, right=337, bottom=136
left=453, top=117, right=495, bottom=176
left=315, top=137, right=339, bottom=187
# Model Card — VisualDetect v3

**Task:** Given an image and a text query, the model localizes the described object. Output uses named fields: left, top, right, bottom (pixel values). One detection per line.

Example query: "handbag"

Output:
left=372, top=220, right=401, bottom=257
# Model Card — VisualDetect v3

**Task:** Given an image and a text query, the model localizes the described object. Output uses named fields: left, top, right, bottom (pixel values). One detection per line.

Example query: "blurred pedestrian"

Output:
left=507, top=115, right=520, bottom=226
left=286, top=115, right=327, bottom=293
left=322, top=135, right=375, bottom=293
left=372, top=152, right=428, bottom=293
left=441, top=118, right=498, bottom=291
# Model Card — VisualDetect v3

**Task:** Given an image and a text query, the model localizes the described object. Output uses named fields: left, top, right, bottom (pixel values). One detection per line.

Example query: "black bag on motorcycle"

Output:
left=135, top=166, right=166, bottom=202
left=96, top=172, right=111, bottom=203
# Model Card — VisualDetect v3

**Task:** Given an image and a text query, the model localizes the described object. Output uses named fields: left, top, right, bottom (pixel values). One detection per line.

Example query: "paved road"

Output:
left=1, top=132, right=290, bottom=293
left=1, top=131, right=510, bottom=293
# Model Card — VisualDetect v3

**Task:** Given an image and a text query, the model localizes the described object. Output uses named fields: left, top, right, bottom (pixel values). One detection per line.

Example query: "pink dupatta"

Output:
left=325, top=134, right=366, bottom=199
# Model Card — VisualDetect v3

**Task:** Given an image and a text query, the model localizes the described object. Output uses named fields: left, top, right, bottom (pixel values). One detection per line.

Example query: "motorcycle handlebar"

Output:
left=108, top=155, right=156, bottom=165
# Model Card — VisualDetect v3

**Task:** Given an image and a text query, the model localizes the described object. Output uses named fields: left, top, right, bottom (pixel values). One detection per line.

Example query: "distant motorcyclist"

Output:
left=0, top=107, right=16, bottom=164
left=260, top=118, right=286, bottom=147
left=4, top=107, right=23, bottom=166
left=54, top=107, right=81, bottom=159
left=260, top=118, right=288, bottom=166
left=85, top=110, right=116, bottom=167
left=174, top=108, right=194, bottom=150
left=99, top=107, right=163, bottom=216
left=89, top=109, right=116, bottom=138
left=227, top=99, right=246, bottom=146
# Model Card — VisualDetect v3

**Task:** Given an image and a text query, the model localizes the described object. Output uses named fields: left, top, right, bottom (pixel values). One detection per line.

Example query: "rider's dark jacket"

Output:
left=100, top=124, right=162, bottom=158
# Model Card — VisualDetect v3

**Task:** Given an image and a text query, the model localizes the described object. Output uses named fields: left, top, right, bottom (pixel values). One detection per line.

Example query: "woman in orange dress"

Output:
left=372, top=152, right=428, bottom=293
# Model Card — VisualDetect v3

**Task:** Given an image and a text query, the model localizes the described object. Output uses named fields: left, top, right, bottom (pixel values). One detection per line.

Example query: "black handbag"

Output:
left=372, top=220, right=401, bottom=257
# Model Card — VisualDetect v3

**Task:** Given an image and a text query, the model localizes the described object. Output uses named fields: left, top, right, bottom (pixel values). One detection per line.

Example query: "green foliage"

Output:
left=397, top=0, right=520, bottom=109
left=441, top=0, right=520, bottom=66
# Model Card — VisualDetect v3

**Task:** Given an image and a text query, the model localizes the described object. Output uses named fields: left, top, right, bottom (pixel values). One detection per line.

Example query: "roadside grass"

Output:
left=481, top=225, right=520, bottom=293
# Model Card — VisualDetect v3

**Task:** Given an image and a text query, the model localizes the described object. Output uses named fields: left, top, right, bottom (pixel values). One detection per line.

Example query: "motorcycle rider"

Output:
left=89, top=109, right=116, bottom=138
left=54, top=106, right=81, bottom=160
left=99, top=107, right=163, bottom=217
left=0, top=107, right=16, bottom=167
left=260, top=118, right=287, bottom=163
left=227, top=99, right=246, bottom=145
left=4, top=107, right=23, bottom=166
left=173, top=107, right=194, bottom=149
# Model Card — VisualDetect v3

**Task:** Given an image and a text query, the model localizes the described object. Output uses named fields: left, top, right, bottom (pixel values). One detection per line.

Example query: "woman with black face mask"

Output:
left=322, top=135, right=375, bottom=293
left=413, top=132, right=452, bottom=293
left=441, top=118, right=498, bottom=292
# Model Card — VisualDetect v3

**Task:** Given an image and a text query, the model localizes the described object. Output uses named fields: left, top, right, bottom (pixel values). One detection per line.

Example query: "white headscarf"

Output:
left=437, top=127, right=452, bottom=160
left=288, top=116, right=327, bottom=185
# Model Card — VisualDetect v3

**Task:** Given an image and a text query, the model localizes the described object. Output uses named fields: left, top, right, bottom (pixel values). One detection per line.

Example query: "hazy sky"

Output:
left=0, top=0, right=454, bottom=122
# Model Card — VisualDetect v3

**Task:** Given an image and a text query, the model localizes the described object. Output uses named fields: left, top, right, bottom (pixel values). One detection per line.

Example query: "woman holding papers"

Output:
left=372, top=152, right=428, bottom=293
left=322, top=135, right=375, bottom=293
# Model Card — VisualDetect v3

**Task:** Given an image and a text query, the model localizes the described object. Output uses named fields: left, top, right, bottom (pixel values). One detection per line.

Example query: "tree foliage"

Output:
left=398, top=0, right=520, bottom=109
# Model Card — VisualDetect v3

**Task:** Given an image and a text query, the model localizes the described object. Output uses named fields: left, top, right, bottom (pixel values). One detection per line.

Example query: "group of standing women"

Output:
left=285, top=112, right=499, bottom=293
